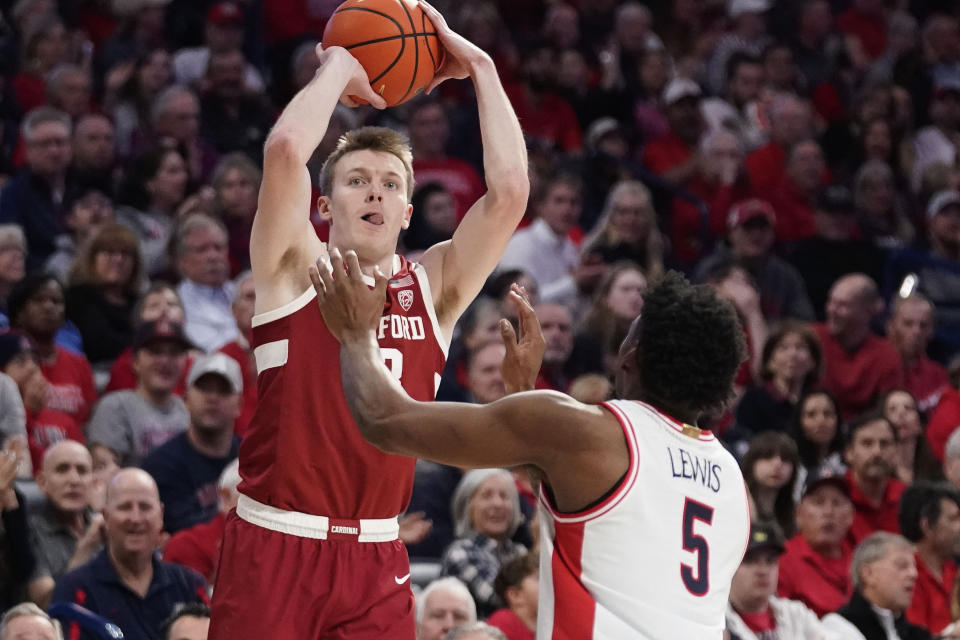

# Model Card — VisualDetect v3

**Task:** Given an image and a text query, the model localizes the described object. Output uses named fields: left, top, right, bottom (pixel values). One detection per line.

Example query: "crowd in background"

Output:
left=0, top=0, right=960, bottom=638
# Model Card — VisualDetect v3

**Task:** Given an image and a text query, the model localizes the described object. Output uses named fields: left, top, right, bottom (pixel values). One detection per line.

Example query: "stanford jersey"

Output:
left=239, top=253, right=447, bottom=519
left=537, top=400, right=750, bottom=639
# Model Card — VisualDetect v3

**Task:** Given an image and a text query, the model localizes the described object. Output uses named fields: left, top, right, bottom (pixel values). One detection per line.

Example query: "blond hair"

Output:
left=319, top=126, right=415, bottom=201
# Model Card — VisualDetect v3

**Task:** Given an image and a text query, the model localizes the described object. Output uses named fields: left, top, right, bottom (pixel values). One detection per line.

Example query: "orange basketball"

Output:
left=322, top=0, right=444, bottom=107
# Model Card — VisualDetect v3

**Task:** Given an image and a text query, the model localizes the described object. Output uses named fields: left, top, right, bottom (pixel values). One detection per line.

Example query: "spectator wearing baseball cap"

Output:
left=727, top=523, right=833, bottom=640
left=912, top=80, right=960, bottom=192
left=777, top=469, right=855, bottom=618
left=172, top=2, right=264, bottom=93
left=86, top=320, right=193, bottom=466
left=142, top=353, right=241, bottom=534
left=695, top=199, right=815, bottom=321
left=641, top=77, right=704, bottom=187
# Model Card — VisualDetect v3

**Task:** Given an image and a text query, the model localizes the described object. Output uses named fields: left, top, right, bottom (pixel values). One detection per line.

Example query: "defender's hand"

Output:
left=500, top=284, right=546, bottom=393
left=310, top=248, right=388, bottom=343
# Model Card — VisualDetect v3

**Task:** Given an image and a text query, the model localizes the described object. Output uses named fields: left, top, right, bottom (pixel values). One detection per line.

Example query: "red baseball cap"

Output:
left=727, top=199, right=776, bottom=231
left=207, top=1, right=243, bottom=25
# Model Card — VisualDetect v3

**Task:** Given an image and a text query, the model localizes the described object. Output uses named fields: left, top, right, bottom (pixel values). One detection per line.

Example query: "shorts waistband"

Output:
left=236, top=494, right=400, bottom=542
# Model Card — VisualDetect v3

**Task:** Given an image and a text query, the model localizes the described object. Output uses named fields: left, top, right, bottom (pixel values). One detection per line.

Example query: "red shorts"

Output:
left=209, top=497, right=415, bottom=640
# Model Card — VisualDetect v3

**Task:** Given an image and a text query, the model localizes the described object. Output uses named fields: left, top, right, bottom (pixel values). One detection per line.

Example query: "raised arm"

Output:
left=417, top=1, right=530, bottom=333
left=310, top=250, right=628, bottom=512
left=251, top=47, right=386, bottom=306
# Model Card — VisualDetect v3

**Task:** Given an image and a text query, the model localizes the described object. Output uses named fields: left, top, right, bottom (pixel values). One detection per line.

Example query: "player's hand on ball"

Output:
left=316, top=45, right=387, bottom=109
left=310, top=248, right=388, bottom=343
left=500, top=283, right=546, bottom=394
left=418, top=0, right=488, bottom=93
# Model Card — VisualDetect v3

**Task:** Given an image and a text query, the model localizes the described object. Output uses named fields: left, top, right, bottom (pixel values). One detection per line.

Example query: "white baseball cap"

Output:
left=729, top=0, right=770, bottom=18
left=927, top=190, right=960, bottom=219
left=662, top=77, right=702, bottom=106
left=187, top=353, right=243, bottom=394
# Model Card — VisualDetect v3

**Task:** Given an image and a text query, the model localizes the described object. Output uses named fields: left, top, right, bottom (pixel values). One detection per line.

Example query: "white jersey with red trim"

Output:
left=537, top=399, right=751, bottom=639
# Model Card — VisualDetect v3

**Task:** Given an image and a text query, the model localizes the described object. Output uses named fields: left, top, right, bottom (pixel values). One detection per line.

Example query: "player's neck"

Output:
left=636, top=391, right=699, bottom=426
left=326, top=240, right=395, bottom=279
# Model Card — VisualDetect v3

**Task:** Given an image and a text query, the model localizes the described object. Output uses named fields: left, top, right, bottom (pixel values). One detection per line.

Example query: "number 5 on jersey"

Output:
left=681, top=497, right=714, bottom=597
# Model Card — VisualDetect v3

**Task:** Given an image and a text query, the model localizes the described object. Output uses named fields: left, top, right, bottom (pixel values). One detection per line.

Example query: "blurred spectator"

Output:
left=726, top=523, right=832, bottom=640
left=821, top=533, right=927, bottom=640
left=733, top=321, right=821, bottom=446
left=695, top=199, right=815, bottom=321
left=844, top=410, right=906, bottom=545
left=26, top=441, right=101, bottom=608
left=149, top=85, right=218, bottom=183
left=853, top=160, right=914, bottom=251
left=631, top=48, right=671, bottom=143
left=945, top=430, right=960, bottom=495
left=12, top=15, right=70, bottom=113
left=45, top=64, right=92, bottom=120
left=641, top=77, right=704, bottom=187
left=789, top=185, right=885, bottom=318
left=0, top=439, right=32, bottom=613
left=51, top=468, right=209, bottom=640
left=288, top=40, right=320, bottom=95
left=884, top=190, right=960, bottom=364
left=813, top=273, right=903, bottom=419
left=580, top=180, right=664, bottom=278
left=402, top=183, right=458, bottom=256
left=210, top=153, right=259, bottom=274
left=791, top=0, right=837, bottom=90
left=173, top=214, right=238, bottom=352
left=172, top=2, right=264, bottom=92
left=487, top=553, right=537, bottom=640
left=0, top=225, right=27, bottom=329
left=104, top=282, right=190, bottom=395
left=706, top=0, right=771, bottom=95
left=504, top=45, right=582, bottom=153
left=216, top=271, right=255, bottom=436
left=99, top=0, right=170, bottom=74
left=0, top=372, right=26, bottom=449
left=446, top=623, right=508, bottom=640
left=71, top=114, right=117, bottom=194
left=742, top=431, right=799, bottom=538
left=437, top=296, right=501, bottom=403
left=0, top=603, right=59, bottom=640
left=160, top=603, right=210, bottom=640
left=887, top=295, right=949, bottom=414
left=105, top=48, right=173, bottom=158
left=882, top=389, right=940, bottom=486
left=163, top=459, right=239, bottom=583
left=65, top=224, right=142, bottom=367
left=86, top=320, right=191, bottom=466
left=7, top=274, right=96, bottom=427
left=791, top=390, right=846, bottom=502
left=533, top=302, right=602, bottom=391
left=415, top=577, right=477, bottom=640
left=116, top=144, right=191, bottom=277
left=441, top=469, right=526, bottom=618
left=463, top=342, right=507, bottom=405
left=777, top=471, right=854, bottom=618
left=761, top=139, right=824, bottom=244
left=745, top=95, right=814, bottom=191
left=702, top=52, right=766, bottom=148
left=45, top=185, right=115, bottom=285
left=576, top=262, right=646, bottom=378
left=899, top=482, right=960, bottom=635
left=912, top=79, right=960, bottom=193
left=499, top=174, right=591, bottom=304
left=0, top=107, right=76, bottom=270
left=407, top=99, right=484, bottom=221
left=141, top=353, right=240, bottom=534
left=406, top=459, right=462, bottom=561
left=0, top=331, right=82, bottom=472
left=199, top=48, right=272, bottom=161
left=762, top=42, right=803, bottom=95
left=670, top=129, right=752, bottom=267
left=707, top=264, right=769, bottom=394
left=836, top=0, right=887, bottom=61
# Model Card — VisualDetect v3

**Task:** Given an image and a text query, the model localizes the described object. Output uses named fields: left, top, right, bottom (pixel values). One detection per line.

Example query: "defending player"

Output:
left=313, top=253, right=752, bottom=639
left=207, top=2, right=529, bottom=638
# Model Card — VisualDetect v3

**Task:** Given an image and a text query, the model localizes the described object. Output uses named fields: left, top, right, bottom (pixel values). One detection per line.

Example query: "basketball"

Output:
left=322, top=0, right=444, bottom=107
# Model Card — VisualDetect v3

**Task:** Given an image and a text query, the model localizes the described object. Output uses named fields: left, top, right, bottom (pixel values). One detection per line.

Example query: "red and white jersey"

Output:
left=238, top=253, right=448, bottom=519
left=537, top=399, right=750, bottom=639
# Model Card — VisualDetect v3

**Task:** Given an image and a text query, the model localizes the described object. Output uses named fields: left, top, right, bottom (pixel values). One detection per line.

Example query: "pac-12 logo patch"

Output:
left=398, top=289, right=414, bottom=311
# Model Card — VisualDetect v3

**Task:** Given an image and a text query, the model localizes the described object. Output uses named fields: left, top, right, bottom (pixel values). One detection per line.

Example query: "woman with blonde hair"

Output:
left=580, top=180, right=664, bottom=279
left=65, top=223, right=143, bottom=366
left=211, top=153, right=262, bottom=274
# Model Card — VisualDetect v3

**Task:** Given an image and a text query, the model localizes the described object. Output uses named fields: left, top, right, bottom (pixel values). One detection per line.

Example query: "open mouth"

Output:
left=362, top=212, right=385, bottom=226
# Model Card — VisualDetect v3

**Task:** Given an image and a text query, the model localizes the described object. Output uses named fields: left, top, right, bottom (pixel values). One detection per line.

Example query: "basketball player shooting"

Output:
left=313, top=252, right=753, bottom=639
left=207, top=2, right=529, bottom=638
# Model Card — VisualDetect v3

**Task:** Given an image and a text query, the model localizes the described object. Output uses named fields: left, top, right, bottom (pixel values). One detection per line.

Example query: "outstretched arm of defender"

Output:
left=417, top=1, right=529, bottom=331
left=251, top=47, right=386, bottom=285
left=310, top=250, right=627, bottom=512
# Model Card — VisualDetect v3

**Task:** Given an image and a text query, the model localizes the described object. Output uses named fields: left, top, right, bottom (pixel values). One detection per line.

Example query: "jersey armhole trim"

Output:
left=411, top=262, right=451, bottom=358
left=540, top=401, right=640, bottom=524
left=251, top=286, right=316, bottom=328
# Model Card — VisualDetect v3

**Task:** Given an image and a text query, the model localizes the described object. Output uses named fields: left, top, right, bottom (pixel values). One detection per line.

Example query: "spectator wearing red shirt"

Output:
left=844, top=411, right=907, bottom=545
left=7, top=275, right=96, bottom=428
left=505, top=46, right=582, bottom=153
left=12, top=16, right=70, bottom=114
left=487, top=553, right=537, bottom=640
left=641, top=77, right=705, bottom=187
left=746, top=95, right=814, bottom=191
left=407, top=99, right=484, bottom=222
left=813, top=274, right=903, bottom=419
left=899, top=482, right=960, bottom=635
left=217, top=271, right=256, bottom=437
left=778, top=471, right=854, bottom=618
left=761, top=139, right=823, bottom=243
left=886, top=295, right=950, bottom=415
left=836, top=0, right=887, bottom=60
